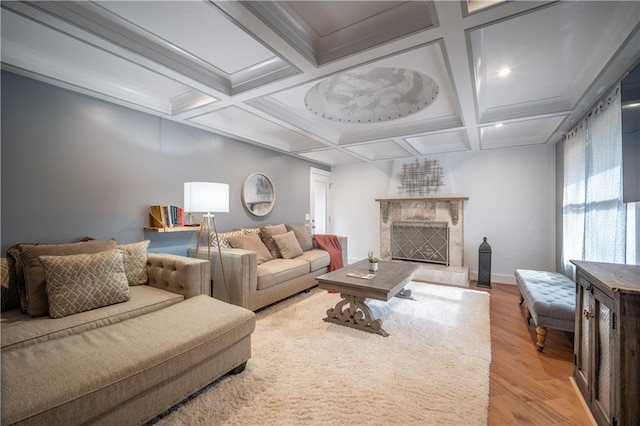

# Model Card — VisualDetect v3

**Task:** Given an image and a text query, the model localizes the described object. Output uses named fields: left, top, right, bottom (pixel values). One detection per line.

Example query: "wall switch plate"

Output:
left=305, top=213, right=310, bottom=220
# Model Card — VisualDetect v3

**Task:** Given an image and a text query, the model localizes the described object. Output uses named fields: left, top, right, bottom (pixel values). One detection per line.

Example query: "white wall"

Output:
left=329, top=144, right=557, bottom=284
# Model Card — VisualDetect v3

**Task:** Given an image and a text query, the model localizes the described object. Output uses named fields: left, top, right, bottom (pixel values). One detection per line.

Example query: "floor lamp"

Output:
left=184, top=182, right=230, bottom=302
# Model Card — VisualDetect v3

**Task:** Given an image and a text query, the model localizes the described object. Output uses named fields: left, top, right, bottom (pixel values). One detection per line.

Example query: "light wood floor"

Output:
left=471, top=281, right=593, bottom=425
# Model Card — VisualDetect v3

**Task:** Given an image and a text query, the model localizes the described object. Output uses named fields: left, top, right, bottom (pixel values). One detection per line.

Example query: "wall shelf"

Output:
left=144, top=226, right=200, bottom=233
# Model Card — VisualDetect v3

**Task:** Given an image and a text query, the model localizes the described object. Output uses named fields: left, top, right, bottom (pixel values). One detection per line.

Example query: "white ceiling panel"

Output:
left=405, top=130, right=470, bottom=155
left=95, top=1, right=275, bottom=75
left=1, top=9, right=213, bottom=115
left=288, top=2, right=400, bottom=37
left=465, top=0, right=506, bottom=15
left=244, top=1, right=437, bottom=65
left=189, top=106, right=327, bottom=153
left=479, top=116, right=566, bottom=150
left=298, top=149, right=365, bottom=165
left=345, top=140, right=413, bottom=161
left=470, top=1, right=640, bottom=123
left=2, top=0, right=638, bottom=166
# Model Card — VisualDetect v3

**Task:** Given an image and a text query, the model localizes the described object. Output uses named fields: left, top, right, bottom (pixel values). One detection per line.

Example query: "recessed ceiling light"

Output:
left=494, top=123, right=504, bottom=128
left=498, top=68, right=511, bottom=77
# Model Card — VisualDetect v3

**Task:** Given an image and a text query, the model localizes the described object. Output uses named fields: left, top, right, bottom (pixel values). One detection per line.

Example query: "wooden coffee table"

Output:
left=316, top=260, right=420, bottom=337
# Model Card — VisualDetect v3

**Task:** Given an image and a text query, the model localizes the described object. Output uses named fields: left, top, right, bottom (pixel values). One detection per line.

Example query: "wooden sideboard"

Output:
left=570, top=260, right=640, bottom=426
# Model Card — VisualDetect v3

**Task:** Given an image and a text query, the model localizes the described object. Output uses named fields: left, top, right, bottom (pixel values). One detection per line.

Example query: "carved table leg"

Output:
left=324, top=294, right=388, bottom=337
left=536, top=326, right=547, bottom=352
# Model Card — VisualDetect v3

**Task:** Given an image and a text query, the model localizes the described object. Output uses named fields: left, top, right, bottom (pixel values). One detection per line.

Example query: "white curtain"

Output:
left=562, top=123, right=587, bottom=275
left=584, top=90, right=626, bottom=263
left=562, top=85, right=626, bottom=276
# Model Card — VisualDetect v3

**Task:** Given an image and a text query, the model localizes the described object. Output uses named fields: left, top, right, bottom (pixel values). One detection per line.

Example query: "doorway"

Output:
left=310, top=168, right=331, bottom=234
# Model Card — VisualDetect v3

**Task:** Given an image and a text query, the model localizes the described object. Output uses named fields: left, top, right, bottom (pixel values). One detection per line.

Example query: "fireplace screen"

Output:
left=391, top=221, right=449, bottom=265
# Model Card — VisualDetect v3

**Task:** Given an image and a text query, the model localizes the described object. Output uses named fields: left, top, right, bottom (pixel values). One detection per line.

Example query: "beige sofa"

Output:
left=1, top=244, right=256, bottom=426
left=189, top=224, right=347, bottom=311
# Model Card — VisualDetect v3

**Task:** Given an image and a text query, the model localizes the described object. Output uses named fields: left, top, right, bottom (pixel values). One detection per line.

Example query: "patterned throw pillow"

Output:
left=272, top=231, right=304, bottom=259
left=18, top=239, right=118, bottom=317
left=211, top=229, right=245, bottom=249
left=285, top=224, right=313, bottom=251
left=227, top=233, right=273, bottom=265
left=118, top=240, right=150, bottom=285
left=260, top=224, right=288, bottom=258
left=40, top=249, right=130, bottom=319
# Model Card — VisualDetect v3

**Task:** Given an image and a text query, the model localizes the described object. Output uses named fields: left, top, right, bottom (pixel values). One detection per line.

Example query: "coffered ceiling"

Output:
left=2, top=1, right=639, bottom=166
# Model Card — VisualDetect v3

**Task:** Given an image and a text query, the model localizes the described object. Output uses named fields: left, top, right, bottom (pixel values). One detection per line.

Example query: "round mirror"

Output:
left=242, top=172, right=275, bottom=216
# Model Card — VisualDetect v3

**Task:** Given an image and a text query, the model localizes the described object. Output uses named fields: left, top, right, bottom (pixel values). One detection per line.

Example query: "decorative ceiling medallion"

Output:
left=304, top=67, right=439, bottom=124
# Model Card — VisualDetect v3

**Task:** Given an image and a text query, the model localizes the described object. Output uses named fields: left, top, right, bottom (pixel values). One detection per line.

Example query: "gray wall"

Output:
left=1, top=71, right=328, bottom=255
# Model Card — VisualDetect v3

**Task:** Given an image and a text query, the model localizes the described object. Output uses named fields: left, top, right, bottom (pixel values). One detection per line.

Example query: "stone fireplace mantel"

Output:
left=375, top=197, right=469, bottom=225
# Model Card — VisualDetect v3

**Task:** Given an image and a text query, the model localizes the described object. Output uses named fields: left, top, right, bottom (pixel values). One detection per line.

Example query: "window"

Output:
left=562, top=85, right=632, bottom=276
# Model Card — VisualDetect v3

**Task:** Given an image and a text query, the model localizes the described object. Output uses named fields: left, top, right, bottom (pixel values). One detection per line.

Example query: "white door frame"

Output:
left=310, top=167, right=332, bottom=234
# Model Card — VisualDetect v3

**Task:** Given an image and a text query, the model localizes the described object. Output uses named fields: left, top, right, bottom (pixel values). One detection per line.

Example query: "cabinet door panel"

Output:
left=574, top=279, right=591, bottom=394
left=593, top=287, right=614, bottom=425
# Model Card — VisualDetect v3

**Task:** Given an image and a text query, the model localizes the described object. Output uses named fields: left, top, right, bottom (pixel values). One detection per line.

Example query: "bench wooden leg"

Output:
left=536, top=326, right=547, bottom=352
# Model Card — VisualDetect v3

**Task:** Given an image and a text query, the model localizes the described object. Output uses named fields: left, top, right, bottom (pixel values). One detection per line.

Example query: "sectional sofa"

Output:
left=189, top=224, right=348, bottom=311
left=1, top=239, right=256, bottom=425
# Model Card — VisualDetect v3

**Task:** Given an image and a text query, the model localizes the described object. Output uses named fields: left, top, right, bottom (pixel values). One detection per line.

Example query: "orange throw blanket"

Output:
left=314, top=234, right=344, bottom=271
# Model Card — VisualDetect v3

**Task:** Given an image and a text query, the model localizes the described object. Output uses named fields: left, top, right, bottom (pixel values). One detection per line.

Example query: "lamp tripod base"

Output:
left=191, top=213, right=230, bottom=303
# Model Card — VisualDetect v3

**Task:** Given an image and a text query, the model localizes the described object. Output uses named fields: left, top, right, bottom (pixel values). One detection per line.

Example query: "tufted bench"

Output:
left=514, top=269, right=576, bottom=352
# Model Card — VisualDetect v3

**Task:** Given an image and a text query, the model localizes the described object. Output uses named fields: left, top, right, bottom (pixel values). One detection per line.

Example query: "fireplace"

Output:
left=392, top=221, right=449, bottom=265
left=376, top=197, right=469, bottom=286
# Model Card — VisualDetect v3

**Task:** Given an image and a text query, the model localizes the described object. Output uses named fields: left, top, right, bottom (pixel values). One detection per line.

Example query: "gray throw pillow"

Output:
left=40, top=249, right=130, bottom=319
left=227, top=232, right=274, bottom=265
left=285, top=224, right=313, bottom=251
left=273, top=231, right=304, bottom=259
left=1, top=257, right=21, bottom=312
left=260, top=224, right=288, bottom=258
left=18, top=239, right=118, bottom=317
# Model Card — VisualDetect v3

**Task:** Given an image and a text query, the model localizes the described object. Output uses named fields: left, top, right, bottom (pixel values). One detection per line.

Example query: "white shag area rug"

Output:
left=154, top=282, right=491, bottom=426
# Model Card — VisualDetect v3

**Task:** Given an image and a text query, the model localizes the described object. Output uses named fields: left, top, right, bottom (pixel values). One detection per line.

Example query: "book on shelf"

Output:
left=149, top=205, right=185, bottom=228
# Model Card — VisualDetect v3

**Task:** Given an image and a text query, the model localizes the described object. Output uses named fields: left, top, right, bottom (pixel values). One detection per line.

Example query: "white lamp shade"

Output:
left=184, top=182, right=229, bottom=213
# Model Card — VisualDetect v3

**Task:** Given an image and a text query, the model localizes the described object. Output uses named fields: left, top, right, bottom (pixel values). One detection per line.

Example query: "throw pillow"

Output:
left=272, top=231, right=304, bottom=259
left=118, top=240, right=150, bottom=285
left=211, top=229, right=245, bottom=249
left=1, top=257, right=21, bottom=312
left=18, top=239, right=118, bottom=317
left=285, top=224, right=313, bottom=251
left=40, top=249, right=130, bottom=319
left=7, top=245, right=29, bottom=313
left=260, top=224, right=288, bottom=258
left=242, top=227, right=262, bottom=238
left=227, top=233, right=274, bottom=265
